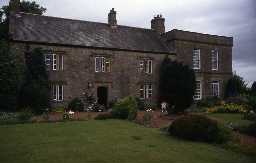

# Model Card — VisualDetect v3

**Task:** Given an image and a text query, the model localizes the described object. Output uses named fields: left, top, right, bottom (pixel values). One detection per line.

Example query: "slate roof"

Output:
left=9, top=12, right=171, bottom=54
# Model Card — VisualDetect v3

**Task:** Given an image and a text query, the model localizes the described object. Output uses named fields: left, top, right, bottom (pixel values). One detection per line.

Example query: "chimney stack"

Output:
left=108, top=8, right=117, bottom=27
left=151, top=14, right=165, bottom=35
left=9, top=0, right=20, bottom=14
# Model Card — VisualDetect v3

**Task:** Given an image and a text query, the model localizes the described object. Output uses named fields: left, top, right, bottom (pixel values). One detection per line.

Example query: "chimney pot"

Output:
left=151, top=14, right=165, bottom=34
left=108, top=8, right=117, bottom=27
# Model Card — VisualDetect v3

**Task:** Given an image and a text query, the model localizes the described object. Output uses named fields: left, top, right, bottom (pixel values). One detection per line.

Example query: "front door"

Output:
left=97, top=87, right=108, bottom=107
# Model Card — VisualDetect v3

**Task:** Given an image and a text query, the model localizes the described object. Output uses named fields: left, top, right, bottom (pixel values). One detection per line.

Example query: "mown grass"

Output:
left=206, top=113, right=253, bottom=127
left=0, top=120, right=255, bottom=163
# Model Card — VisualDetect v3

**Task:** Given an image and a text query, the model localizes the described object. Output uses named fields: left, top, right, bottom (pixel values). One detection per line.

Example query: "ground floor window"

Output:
left=211, top=81, right=220, bottom=97
left=194, top=80, right=202, bottom=100
left=140, top=84, right=152, bottom=99
left=52, top=84, right=64, bottom=101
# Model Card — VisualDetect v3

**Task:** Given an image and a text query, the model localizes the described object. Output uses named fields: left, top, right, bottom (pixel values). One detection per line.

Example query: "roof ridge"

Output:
left=17, top=12, right=153, bottom=32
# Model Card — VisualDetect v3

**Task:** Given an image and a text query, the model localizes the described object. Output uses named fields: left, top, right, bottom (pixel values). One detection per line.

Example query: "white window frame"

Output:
left=146, top=60, right=153, bottom=74
left=52, top=84, right=64, bottom=102
left=192, top=49, right=201, bottom=70
left=211, top=49, right=219, bottom=71
left=194, top=80, right=202, bottom=100
left=58, top=55, right=64, bottom=71
left=211, top=81, right=220, bottom=97
left=52, top=53, right=57, bottom=71
left=140, top=84, right=153, bottom=99
left=95, top=57, right=110, bottom=72
left=45, top=54, right=51, bottom=66
left=139, top=60, right=144, bottom=72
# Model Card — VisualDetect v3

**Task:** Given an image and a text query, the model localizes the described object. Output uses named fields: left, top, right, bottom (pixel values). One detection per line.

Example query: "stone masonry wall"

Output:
left=10, top=42, right=174, bottom=108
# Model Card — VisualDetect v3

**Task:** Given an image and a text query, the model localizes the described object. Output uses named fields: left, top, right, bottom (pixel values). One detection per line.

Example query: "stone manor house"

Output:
left=8, top=0, right=233, bottom=107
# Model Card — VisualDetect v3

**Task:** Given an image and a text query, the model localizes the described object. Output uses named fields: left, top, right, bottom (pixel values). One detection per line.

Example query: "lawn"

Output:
left=0, top=120, right=255, bottom=163
left=206, top=113, right=253, bottom=127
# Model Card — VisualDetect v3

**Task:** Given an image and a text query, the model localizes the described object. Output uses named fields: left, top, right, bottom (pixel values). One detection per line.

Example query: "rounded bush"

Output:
left=111, top=96, right=138, bottom=120
left=68, top=98, right=84, bottom=111
left=168, top=114, right=230, bottom=143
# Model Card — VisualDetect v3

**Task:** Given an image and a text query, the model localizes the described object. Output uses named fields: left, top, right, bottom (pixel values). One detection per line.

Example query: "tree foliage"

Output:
left=18, top=48, right=50, bottom=114
left=159, top=57, right=196, bottom=113
left=251, top=81, right=256, bottom=96
left=224, top=74, right=248, bottom=98
left=0, top=41, right=23, bottom=111
left=0, top=0, right=46, bottom=40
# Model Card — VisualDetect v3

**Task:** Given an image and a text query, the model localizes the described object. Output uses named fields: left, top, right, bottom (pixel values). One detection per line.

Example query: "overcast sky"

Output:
left=1, top=0, right=256, bottom=85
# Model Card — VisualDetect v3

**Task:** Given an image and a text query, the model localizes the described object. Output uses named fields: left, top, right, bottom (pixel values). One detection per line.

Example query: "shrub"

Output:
left=225, top=96, right=248, bottom=105
left=18, top=48, right=50, bottom=115
left=238, top=122, right=256, bottom=137
left=168, top=114, right=231, bottom=143
left=243, top=111, right=256, bottom=121
left=94, top=113, right=113, bottom=120
left=0, top=112, right=19, bottom=124
left=68, top=98, right=84, bottom=111
left=197, top=97, right=223, bottom=108
left=52, top=107, right=65, bottom=113
left=111, top=96, right=138, bottom=120
left=207, top=103, right=247, bottom=113
left=17, top=108, right=33, bottom=122
left=224, top=74, right=248, bottom=98
left=159, top=57, right=196, bottom=113
left=247, top=96, right=256, bottom=112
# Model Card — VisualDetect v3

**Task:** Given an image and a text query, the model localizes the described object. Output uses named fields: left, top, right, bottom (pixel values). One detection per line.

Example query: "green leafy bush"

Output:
left=168, top=114, right=231, bottom=143
left=17, top=108, right=33, bottom=122
left=94, top=113, right=113, bottom=120
left=111, top=96, right=138, bottom=120
left=238, top=122, right=256, bottom=137
left=68, top=98, right=84, bottom=111
left=243, top=111, right=256, bottom=121
left=247, top=96, right=256, bottom=112
left=207, top=103, right=247, bottom=113
left=197, top=97, right=223, bottom=108
left=159, top=58, right=196, bottom=113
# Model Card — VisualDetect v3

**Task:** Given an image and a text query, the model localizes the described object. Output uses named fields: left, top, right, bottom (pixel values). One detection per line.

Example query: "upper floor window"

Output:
left=194, top=80, right=202, bottom=100
left=95, top=57, right=111, bottom=72
left=140, top=84, right=153, bottom=99
left=211, top=49, right=219, bottom=71
left=45, top=53, right=64, bottom=71
left=211, top=81, right=220, bottom=97
left=192, top=49, right=201, bottom=70
left=139, top=59, right=153, bottom=74
left=52, top=84, right=64, bottom=102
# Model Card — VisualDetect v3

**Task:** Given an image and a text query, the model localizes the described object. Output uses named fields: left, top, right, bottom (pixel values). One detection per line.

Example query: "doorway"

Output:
left=97, top=86, right=108, bottom=107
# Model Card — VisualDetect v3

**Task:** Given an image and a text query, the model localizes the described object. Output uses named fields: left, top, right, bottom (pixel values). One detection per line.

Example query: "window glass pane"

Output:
left=45, top=54, right=51, bottom=66
left=58, top=55, right=64, bottom=70
left=139, top=60, right=144, bottom=72
left=148, top=60, right=152, bottom=74
left=105, top=58, right=111, bottom=72
left=139, top=85, right=144, bottom=99
left=95, top=57, right=102, bottom=72
left=58, top=85, right=63, bottom=101
left=53, top=54, right=57, bottom=70
left=194, top=81, right=201, bottom=100
left=102, top=57, right=105, bottom=72
left=211, top=81, right=219, bottom=97
left=192, top=49, right=200, bottom=69
left=211, top=50, right=218, bottom=70
left=52, top=85, right=57, bottom=101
